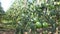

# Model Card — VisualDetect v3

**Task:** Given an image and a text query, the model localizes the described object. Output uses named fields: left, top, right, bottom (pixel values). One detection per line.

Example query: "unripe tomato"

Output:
left=43, top=22, right=48, bottom=28
left=35, top=22, right=42, bottom=28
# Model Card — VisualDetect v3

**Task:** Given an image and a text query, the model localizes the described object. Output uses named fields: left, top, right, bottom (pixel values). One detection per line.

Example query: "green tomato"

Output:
left=35, top=22, right=42, bottom=28
left=43, top=22, right=48, bottom=28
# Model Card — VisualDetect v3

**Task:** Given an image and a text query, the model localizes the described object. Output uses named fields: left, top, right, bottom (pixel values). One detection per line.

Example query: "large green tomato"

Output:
left=35, top=22, right=42, bottom=28
left=43, top=22, right=48, bottom=28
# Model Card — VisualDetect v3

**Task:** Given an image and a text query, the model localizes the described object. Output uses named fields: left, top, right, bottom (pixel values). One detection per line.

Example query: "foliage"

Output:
left=1, top=0, right=60, bottom=34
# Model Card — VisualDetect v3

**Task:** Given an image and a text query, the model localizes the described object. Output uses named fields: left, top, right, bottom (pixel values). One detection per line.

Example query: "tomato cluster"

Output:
left=35, top=22, right=49, bottom=28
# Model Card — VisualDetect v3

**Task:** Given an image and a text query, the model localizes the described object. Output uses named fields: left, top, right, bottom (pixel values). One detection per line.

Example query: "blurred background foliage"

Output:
left=0, top=0, right=60, bottom=34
